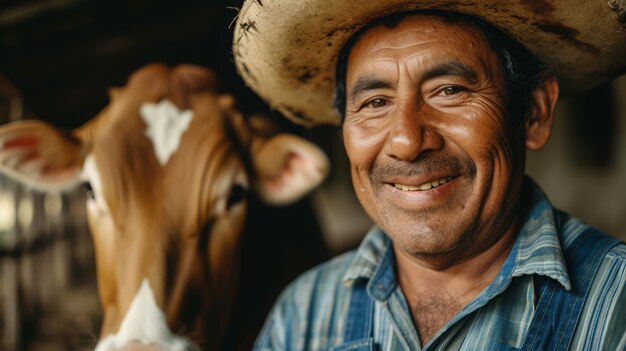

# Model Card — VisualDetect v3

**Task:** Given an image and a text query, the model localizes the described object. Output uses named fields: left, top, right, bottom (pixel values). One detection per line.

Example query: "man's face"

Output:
left=343, top=15, right=527, bottom=260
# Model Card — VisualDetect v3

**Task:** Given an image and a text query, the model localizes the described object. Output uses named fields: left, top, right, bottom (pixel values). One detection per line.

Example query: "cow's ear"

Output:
left=0, top=120, right=86, bottom=191
left=253, top=134, right=329, bottom=205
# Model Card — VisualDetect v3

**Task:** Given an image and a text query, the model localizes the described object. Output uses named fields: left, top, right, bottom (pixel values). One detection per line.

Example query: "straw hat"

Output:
left=232, top=0, right=626, bottom=126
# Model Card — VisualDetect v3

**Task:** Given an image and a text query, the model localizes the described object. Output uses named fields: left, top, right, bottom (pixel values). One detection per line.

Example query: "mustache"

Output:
left=370, top=152, right=476, bottom=182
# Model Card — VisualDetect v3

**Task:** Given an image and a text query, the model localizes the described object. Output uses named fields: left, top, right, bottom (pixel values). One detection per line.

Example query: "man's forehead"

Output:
left=352, top=14, right=490, bottom=54
left=346, top=14, right=499, bottom=79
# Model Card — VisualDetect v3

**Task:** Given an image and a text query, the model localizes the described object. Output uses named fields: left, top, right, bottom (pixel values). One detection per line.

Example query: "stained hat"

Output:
left=232, top=0, right=626, bottom=126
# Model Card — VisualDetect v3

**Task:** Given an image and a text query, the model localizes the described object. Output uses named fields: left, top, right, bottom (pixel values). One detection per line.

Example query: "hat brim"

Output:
left=233, top=0, right=626, bottom=126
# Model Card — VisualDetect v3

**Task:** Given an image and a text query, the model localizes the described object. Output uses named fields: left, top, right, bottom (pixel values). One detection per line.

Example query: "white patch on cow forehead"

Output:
left=140, top=99, right=194, bottom=166
left=95, top=279, right=197, bottom=351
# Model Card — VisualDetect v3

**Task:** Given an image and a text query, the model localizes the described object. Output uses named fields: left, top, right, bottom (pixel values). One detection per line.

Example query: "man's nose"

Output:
left=384, top=102, right=444, bottom=161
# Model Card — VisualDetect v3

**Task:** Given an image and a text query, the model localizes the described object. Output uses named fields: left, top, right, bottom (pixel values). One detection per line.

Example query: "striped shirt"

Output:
left=254, top=180, right=626, bottom=350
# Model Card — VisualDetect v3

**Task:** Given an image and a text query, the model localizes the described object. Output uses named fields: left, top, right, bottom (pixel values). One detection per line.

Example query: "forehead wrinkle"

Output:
left=357, top=39, right=442, bottom=61
left=350, top=25, right=499, bottom=94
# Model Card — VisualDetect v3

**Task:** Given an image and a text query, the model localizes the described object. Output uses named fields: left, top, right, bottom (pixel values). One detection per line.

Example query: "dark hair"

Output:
left=332, top=10, right=549, bottom=130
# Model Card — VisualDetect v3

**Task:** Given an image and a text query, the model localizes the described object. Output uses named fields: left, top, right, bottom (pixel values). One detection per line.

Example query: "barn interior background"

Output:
left=0, top=0, right=624, bottom=350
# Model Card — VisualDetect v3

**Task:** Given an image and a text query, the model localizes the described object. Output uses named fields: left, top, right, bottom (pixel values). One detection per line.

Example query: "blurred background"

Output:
left=0, top=0, right=624, bottom=350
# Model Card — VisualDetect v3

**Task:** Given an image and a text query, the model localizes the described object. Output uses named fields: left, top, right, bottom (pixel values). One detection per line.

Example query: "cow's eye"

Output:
left=226, top=184, right=247, bottom=210
left=82, top=182, right=96, bottom=201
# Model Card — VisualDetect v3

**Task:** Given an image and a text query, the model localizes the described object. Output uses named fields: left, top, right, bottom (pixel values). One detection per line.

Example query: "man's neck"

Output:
left=394, top=219, right=519, bottom=346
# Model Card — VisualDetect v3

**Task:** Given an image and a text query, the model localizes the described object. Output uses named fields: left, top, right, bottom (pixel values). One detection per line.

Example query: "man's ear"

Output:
left=525, top=78, right=559, bottom=151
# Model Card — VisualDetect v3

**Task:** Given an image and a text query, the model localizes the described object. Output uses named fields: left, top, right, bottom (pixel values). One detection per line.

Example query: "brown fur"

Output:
left=0, top=64, right=329, bottom=350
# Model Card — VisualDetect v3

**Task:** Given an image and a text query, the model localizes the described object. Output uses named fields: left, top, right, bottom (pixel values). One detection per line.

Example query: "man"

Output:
left=233, top=1, right=626, bottom=350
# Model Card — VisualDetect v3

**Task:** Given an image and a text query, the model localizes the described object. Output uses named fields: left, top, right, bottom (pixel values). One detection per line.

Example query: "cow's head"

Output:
left=0, top=64, right=329, bottom=350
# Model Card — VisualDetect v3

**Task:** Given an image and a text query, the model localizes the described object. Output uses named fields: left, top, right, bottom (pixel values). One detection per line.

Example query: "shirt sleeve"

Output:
left=252, top=251, right=356, bottom=350
left=253, top=287, right=292, bottom=350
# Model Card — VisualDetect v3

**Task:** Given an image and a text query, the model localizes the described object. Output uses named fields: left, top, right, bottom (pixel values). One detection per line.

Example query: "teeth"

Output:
left=394, top=176, right=453, bottom=191
left=395, top=184, right=421, bottom=191
left=419, top=182, right=432, bottom=190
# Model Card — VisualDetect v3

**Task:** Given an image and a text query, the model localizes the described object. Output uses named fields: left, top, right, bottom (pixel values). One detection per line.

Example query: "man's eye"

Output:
left=442, top=86, right=463, bottom=95
left=365, top=98, right=387, bottom=108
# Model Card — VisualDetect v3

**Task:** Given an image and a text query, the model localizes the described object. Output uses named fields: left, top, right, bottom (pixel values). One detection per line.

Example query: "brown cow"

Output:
left=0, top=64, right=329, bottom=350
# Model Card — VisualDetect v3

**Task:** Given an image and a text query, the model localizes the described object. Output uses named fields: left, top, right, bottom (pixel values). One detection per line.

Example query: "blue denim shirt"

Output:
left=254, top=179, right=626, bottom=350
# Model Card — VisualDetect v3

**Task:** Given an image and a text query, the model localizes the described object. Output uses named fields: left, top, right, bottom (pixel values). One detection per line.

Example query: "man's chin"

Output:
left=388, top=227, right=460, bottom=254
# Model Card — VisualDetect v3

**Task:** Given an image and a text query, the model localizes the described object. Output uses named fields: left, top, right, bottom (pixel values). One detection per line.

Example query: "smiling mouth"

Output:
left=393, top=176, right=454, bottom=191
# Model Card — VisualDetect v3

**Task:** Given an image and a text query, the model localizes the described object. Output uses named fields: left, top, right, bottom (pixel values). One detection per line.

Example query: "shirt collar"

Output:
left=342, top=177, right=572, bottom=293
left=343, top=225, right=390, bottom=286
left=511, top=178, right=571, bottom=290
